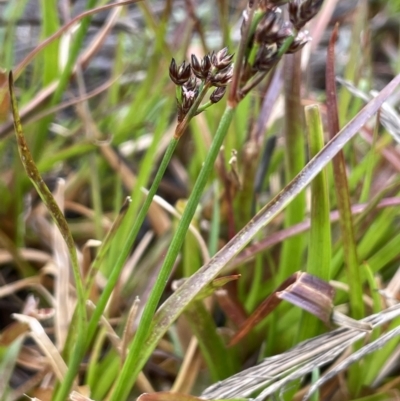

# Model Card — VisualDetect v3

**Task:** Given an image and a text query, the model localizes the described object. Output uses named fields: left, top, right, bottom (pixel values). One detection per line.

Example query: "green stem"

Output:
left=82, top=78, right=212, bottom=377
left=86, top=138, right=179, bottom=345
left=108, top=105, right=235, bottom=401
left=297, top=104, right=331, bottom=343
left=304, top=104, right=331, bottom=281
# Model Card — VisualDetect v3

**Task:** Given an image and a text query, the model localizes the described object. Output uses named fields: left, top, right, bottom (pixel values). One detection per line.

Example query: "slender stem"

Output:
left=85, top=138, right=179, bottom=346
left=228, top=3, right=257, bottom=105
left=277, top=51, right=306, bottom=283
left=108, top=105, right=235, bottom=401
left=326, top=26, right=363, bottom=320
left=296, top=104, right=331, bottom=344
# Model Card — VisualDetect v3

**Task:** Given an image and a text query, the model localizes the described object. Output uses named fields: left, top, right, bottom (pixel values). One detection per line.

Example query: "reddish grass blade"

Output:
left=326, top=24, right=363, bottom=319
left=229, top=272, right=335, bottom=346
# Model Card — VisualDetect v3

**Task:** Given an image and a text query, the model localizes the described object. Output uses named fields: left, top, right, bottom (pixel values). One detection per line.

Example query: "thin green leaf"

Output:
left=0, top=336, right=24, bottom=401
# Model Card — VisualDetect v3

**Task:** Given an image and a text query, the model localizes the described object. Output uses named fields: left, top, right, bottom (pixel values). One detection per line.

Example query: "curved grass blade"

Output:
left=8, top=71, right=87, bottom=401
left=143, top=71, right=400, bottom=382
left=326, top=24, right=363, bottom=320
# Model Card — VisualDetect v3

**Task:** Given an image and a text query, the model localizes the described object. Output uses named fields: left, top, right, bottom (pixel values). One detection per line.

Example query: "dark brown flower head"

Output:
left=182, top=88, right=197, bottom=109
left=253, top=44, right=278, bottom=72
left=177, top=86, right=198, bottom=122
left=275, top=21, right=295, bottom=46
left=286, top=29, right=311, bottom=53
left=258, top=0, right=289, bottom=11
left=255, top=7, right=283, bottom=44
left=210, top=64, right=234, bottom=87
left=211, top=47, right=234, bottom=70
left=268, top=0, right=290, bottom=6
left=210, top=87, right=226, bottom=104
left=169, top=58, right=191, bottom=86
left=184, top=76, right=199, bottom=92
left=191, top=54, right=212, bottom=80
left=289, top=0, right=324, bottom=30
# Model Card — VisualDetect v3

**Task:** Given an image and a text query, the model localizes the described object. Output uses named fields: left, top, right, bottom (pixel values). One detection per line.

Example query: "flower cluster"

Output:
left=289, top=0, right=324, bottom=30
left=242, top=0, right=322, bottom=78
left=169, top=48, right=234, bottom=122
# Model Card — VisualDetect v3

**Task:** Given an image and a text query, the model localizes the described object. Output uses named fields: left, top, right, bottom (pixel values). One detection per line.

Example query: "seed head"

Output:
left=191, top=54, right=212, bottom=80
left=289, top=0, right=324, bottom=30
left=169, top=59, right=191, bottom=86
left=275, top=21, right=295, bottom=46
left=184, top=76, right=199, bottom=92
left=253, top=44, right=278, bottom=72
left=181, top=87, right=197, bottom=109
left=257, top=0, right=289, bottom=11
left=211, top=47, right=234, bottom=70
left=210, top=87, right=226, bottom=104
left=255, top=8, right=283, bottom=44
left=210, top=64, right=234, bottom=87
left=286, top=29, right=311, bottom=53
left=177, top=86, right=198, bottom=122
left=268, top=0, right=290, bottom=5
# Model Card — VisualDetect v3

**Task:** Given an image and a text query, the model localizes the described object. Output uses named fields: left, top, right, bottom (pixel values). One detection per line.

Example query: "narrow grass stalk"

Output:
left=304, top=105, right=331, bottom=281
left=365, top=233, right=400, bottom=273
left=86, top=80, right=211, bottom=345
left=86, top=137, right=179, bottom=344
left=50, top=0, right=96, bottom=104
left=39, top=0, right=59, bottom=85
left=359, top=112, right=379, bottom=203
left=338, top=2, right=368, bottom=125
left=8, top=73, right=87, bottom=401
left=358, top=263, right=383, bottom=393
left=297, top=104, right=331, bottom=343
left=245, top=246, right=264, bottom=313
left=310, top=368, right=320, bottom=401
left=86, top=328, right=106, bottom=391
left=326, top=26, right=364, bottom=320
left=327, top=26, right=365, bottom=396
left=278, top=51, right=306, bottom=284
left=208, top=181, right=221, bottom=256
left=108, top=105, right=235, bottom=401
left=89, top=153, right=104, bottom=240
left=0, top=335, right=24, bottom=401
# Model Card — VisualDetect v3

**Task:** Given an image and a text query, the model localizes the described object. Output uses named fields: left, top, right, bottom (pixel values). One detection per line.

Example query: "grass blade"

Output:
left=278, top=51, right=306, bottom=283
left=297, top=104, right=332, bottom=342
left=8, top=72, right=87, bottom=401
left=141, top=72, right=400, bottom=388
left=326, top=25, right=364, bottom=320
